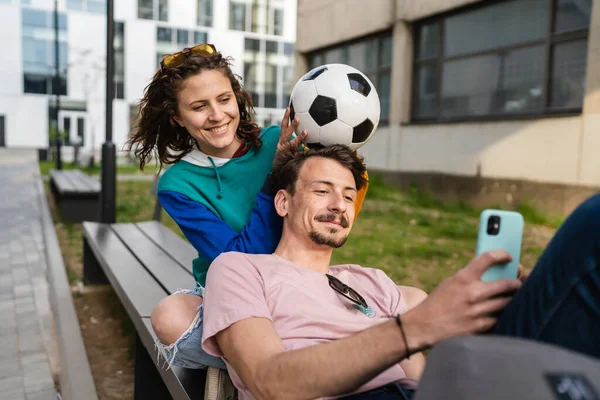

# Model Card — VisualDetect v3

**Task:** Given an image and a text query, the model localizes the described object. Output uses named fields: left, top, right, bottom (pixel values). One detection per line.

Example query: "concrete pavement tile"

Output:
left=25, top=388, right=57, bottom=400
left=0, top=376, right=25, bottom=397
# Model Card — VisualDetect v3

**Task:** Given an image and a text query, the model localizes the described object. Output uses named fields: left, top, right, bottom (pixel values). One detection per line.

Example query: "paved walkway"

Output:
left=0, top=149, right=58, bottom=400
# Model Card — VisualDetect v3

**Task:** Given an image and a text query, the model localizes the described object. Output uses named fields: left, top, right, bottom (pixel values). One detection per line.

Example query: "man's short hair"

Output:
left=272, top=144, right=367, bottom=195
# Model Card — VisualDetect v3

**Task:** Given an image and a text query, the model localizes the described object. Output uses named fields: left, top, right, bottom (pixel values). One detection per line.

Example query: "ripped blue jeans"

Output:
left=154, top=286, right=227, bottom=370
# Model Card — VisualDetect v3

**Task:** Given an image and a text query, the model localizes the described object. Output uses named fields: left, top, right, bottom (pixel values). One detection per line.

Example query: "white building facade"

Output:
left=0, top=0, right=297, bottom=156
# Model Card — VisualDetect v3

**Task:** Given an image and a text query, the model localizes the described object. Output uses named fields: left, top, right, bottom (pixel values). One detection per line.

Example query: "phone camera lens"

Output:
left=487, top=216, right=501, bottom=235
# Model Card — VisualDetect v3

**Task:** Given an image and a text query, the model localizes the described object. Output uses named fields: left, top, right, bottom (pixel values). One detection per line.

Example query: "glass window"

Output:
left=197, top=0, right=213, bottom=27
left=23, top=38, right=48, bottom=64
left=24, top=74, right=47, bottom=94
left=266, top=40, right=278, bottom=54
left=22, top=9, right=68, bottom=95
left=379, top=71, right=391, bottom=122
left=156, top=26, right=198, bottom=67
left=67, top=0, right=83, bottom=11
left=63, top=117, right=71, bottom=146
left=444, top=0, right=548, bottom=57
left=242, top=36, right=296, bottom=112
left=114, top=21, right=125, bottom=99
left=413, top=0, right=591, bottom=120
left=264, top=64, right=277, bottom=108
left=415, top=65, right=437, bottom=118
left=441, top=46, right=545, bottom=117
left=417, top=22, right=438, bottom=60
left=347, top=42, right=367, bottom=72
left=139, top=0, right=167, bottom=21
left=554, top=0, right=592, bottom=33
left=274, top=8, right=283, bottom=36
left=244, top=61, right=259, bottom=106
left=194, top=31, right=207, bottom=45
left=229, top=2, right=246, bottom=31
left=157, top=27, right=172, bottom=42
left=138, top=0, right=153, bottom=19
left=177, top=29, right=189, bottom=46
left=88, top=0, right=106, bottom=13
left=282, top=64, right=294, bottom=107
left=309, top=54, right=324, bottom=69
left=158, top=0, right=168, bottom=22
left=307, top=33, right=392, bottom=122
left=22, top=9, right=47, bottom=27
left=245, top=38, right=260, bottom=52
left=324, top=48, right=347, bottom=64
left=138, top=6, right=153, bottom=19
left=77, top=117, right=85, bottom=145
left=550, top=40, right=588, bottom=108
left=379, top=36, right=392, bottom=67
left=283, top=42, right=294, bottom=56
left=67, top=0, right=105, bottom=13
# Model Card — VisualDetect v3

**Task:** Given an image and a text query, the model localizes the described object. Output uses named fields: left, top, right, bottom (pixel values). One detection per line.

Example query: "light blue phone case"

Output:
left=476, top=209, right=524, bottom=282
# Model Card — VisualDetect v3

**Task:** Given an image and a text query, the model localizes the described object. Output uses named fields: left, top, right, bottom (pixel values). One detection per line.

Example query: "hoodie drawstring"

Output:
left=207, top=157, right=224, bottom=199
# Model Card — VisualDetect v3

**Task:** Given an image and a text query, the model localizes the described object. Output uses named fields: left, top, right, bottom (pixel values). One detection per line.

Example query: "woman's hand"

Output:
left=278, top=107, right=307, bottom=153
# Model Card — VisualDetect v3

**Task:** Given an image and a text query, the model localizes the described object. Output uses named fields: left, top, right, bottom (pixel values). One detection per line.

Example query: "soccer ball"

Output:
left=289, top=63, right=380, bottom=151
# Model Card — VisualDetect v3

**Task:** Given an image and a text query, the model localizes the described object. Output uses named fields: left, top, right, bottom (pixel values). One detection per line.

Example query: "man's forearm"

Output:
left=253, top=313, right=431, bottom=400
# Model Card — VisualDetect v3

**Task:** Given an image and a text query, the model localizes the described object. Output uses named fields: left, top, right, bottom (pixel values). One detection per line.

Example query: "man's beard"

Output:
left=309, top=212, right=349, bottom=248
left=309, top=231, right=348, bottom=248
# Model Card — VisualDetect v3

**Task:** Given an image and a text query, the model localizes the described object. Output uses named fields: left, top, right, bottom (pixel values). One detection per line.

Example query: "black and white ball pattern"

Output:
left=289, top=63, right=381, bottom=151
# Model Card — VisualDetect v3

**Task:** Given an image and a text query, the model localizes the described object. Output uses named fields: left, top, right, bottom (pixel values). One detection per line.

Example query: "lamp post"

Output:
left=100, top=0, right=116, bottom=223
left=53, top=0, right=62, bottom=170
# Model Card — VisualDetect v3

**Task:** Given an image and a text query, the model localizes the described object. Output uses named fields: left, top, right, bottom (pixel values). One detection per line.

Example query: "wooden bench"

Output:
left=50, top=170, right=100, bottom=223
left=82, top=175, right=237, bottom=400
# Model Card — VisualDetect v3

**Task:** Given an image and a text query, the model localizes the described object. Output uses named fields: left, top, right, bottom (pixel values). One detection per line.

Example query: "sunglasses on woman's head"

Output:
left=160, top=43, right=217, bottom=72
left=326, top=274, right=369, bottom=309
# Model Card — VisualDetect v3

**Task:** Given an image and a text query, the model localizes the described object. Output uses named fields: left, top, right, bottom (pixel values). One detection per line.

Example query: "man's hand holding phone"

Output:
left=403, top=250, right=523, bottom=351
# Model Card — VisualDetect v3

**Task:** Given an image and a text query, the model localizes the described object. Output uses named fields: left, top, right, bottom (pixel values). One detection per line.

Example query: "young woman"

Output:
left=127, top=44, right=368, bottom=370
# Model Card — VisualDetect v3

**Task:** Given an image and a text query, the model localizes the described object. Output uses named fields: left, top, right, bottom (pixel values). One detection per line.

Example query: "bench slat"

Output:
left=140, top=318, right=206, bottom=400
left=50, top=171, right=78, bottom=194
left=70, top=170, right=100, bottom=192
left=65, top=170, right=98, bottom=193
left=51, top=170, right=99, bottom=194
left=83, top=222, right=166, bottom=318
left=136, top=221, right=196, bottom=276
left=111, top=223, right=194, bottom=294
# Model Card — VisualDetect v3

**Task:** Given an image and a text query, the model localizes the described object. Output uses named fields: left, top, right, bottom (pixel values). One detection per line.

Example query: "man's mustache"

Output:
left=315, top=213, right=349, bottom=228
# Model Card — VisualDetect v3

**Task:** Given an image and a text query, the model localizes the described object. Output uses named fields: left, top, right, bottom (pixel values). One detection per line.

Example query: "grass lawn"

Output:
left=54, top=174, right=558, bottom=293
left=39, top=160, right=158, bottom=176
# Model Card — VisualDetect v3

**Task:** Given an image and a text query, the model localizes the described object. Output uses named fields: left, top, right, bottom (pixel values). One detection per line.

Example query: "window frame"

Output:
left=243, top=37, right=295, bottom=110
left=267, top=0, right=284, bottom=36
left=156, top=25, right=208, bottom=67
left=22, top=8, right=68, bottom=95
left=66, top=0, right=106, bottom=13
left=138, top=0, right=168, bottom=22
left=197, top=0, right=213, bottom=27
left=114, top=21, right=125, bottom=99
left=230, top=0, right=266, bottom=33
left=306, top=30, right=392, bottom=125
left=411, top=0, right=591, bottom=123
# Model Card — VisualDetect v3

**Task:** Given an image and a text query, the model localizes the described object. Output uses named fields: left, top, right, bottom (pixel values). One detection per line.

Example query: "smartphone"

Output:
left=476, top=209, right=524, bottom=282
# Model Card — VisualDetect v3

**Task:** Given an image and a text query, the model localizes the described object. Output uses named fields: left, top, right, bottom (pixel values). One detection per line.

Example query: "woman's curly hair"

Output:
left=126, top=51, right=262, bottom=170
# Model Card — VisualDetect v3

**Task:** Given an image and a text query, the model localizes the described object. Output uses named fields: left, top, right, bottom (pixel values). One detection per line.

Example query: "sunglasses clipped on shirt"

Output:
left=159, top=43, right=217, bottom=72
left=326, top=274, right=369, bottom=309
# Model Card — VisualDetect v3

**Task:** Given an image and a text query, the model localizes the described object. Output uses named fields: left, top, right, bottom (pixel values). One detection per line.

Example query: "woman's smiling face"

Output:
left=173, top=69, right=242, bottom=158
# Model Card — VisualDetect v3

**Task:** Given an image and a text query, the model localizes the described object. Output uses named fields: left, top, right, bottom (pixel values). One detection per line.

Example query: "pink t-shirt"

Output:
left=202, top=252, right=418, bottom=400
